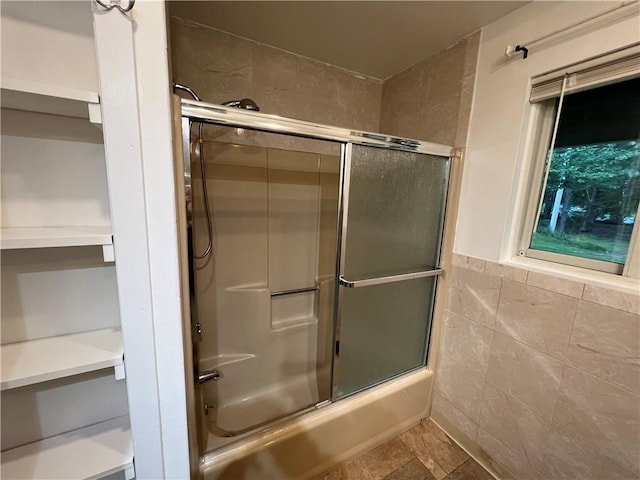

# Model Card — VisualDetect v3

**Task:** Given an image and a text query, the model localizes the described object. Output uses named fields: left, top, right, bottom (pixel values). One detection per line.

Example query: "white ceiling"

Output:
left=169, top=1, right=527, bottom=80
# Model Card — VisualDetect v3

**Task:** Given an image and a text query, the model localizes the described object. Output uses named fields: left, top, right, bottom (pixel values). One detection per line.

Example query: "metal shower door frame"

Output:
left=179, top=99, right=452, bottom=156
left=177, top=96, right=454, bottom=442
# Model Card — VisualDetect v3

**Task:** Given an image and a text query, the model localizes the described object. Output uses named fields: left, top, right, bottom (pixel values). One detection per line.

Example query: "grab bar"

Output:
left=339, top=269, right=443, bottom=288
left=270, top=285, right=319, bottom=297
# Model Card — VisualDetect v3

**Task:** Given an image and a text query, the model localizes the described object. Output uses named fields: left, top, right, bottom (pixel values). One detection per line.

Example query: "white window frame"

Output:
left=518, top=46, right=640, bottom=278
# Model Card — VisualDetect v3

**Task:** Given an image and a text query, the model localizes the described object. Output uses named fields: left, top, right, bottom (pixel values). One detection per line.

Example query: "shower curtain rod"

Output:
left=506, top=0, right=639, bottom=60
left=179, top=98, right=454, bottom=157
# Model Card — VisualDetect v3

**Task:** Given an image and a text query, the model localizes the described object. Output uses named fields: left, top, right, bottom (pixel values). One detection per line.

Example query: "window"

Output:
left=521, top=47, right=640, bottom=277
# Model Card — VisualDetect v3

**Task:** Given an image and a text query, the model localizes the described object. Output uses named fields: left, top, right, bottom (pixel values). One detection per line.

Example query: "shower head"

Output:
left=221, top=98, right=260, bottom=112
left=172, top=84, right=259, bottom=112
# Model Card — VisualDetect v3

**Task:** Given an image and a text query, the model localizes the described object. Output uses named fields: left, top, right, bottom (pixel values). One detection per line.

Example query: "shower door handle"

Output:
left=338, top=268, right=443, bottom=288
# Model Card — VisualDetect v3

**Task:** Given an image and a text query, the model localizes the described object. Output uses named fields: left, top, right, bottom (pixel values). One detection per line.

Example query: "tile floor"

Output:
left=314, top=420, right=494, bottom=480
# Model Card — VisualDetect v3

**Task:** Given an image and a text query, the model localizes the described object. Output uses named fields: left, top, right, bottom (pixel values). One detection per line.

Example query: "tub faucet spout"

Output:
left=198, top=369, right=222, bottom=384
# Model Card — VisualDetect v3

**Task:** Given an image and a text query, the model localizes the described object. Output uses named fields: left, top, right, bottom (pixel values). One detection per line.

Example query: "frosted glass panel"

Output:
left=336, top=277, right=436, bottom=397
left=344, top=145, right=449, bottom=279
left=335, top=145, right=449, bottom=399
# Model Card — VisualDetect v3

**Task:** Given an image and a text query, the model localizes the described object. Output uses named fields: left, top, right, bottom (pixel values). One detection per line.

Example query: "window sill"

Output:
left=505, top=255, right=640, bottom=296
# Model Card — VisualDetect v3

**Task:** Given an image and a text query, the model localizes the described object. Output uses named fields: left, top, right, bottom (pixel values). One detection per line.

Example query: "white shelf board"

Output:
left=1, top=328, right=124, bottom=391
left=1, top=416, right=133, bottom=480
left=0, top=226, right=113, bottom=250
left=1, top=77, right=100, bottom=121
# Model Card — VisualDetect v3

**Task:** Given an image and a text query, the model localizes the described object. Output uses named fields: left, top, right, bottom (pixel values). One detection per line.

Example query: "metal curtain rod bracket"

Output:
left=515, top=45, right=529, bottom=60
left=504, top=1, right=638, bottom=60
left=94, top=0, right=135, bottom=14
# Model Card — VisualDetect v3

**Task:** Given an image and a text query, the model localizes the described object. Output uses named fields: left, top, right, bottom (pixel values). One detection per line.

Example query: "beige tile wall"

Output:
left=432, top=255, right=640, bottom=479
left=170, top=17, right=382, bottom=133
left=379, top=32, right=480, bottom=147
left=170, top=17, right=478, bottom=149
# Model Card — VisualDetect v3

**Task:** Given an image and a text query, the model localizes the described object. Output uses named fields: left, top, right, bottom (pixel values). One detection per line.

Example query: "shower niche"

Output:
left=177, top=102, right=452, bottom=457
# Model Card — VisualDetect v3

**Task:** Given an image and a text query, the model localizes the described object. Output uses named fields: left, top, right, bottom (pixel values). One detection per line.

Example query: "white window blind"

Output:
left=530, top=43, right=640, bottom=102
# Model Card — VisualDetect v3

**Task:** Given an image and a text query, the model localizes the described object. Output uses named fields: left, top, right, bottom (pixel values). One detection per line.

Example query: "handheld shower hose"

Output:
left=173, top=83, right=213, bottom=259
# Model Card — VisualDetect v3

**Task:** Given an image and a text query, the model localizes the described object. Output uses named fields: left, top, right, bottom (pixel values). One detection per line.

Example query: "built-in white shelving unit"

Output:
left=1, top=328, right=124, bottom=391
left=1, top=1, right=134, bottom=478
left=0, top=77, right=101, bottom=123
left=0, top=226, right=112, bottom=250
left=1, top=416, right=134, bottom=480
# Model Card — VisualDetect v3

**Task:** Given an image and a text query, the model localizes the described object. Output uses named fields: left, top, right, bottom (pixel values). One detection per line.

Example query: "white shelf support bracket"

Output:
left=124, top=463, right=135, bottom=480
left=114, top=355, right=126, bottom=380
left=88, top=102, right=103, bottom=128
left=102, top=242, right=115, bottom=262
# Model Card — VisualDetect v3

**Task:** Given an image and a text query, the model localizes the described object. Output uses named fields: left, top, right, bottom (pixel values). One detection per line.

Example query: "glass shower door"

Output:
left=334, top=144, right=450, bottom=399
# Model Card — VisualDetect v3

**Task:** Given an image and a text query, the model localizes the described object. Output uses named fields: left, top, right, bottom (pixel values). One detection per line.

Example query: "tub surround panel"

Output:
left=466, top=257, right=486, bottom=272
left=476, top=428, right=537, bottom=480
left=541, top=424, right=639, bottom=480
left=431, top=392, right=478, bottom=443
left=477, top=383, right=550, bottom=475
left=582, top=283, right=640, bottom=315
left=454, top=34, right=481, bottom=148
left=192, top=139, right=339, bottom=443
left=435, top=352, right=485, bottom=423
left=451, top=254, right=470, bottom=269
left=495, top=281, right=576, bottom=361
left=567, top=301, right=640, bottom=395
left=441, top=310, right=493, bottom=376
left=486, top=333, right=563, bottom=418
left=171, top=17, right=382, bottom=134
left=553, top=367, right=640, bottom=472
left=525, top=271, right=584, bottom=299
left=432, top=254, right=640, bottom=479
left=379, top=33, right=480, bottom=147
left=267, top=150, right=320, bottom=293
left=447, top=267, right=501, bottom=328
left=252, top=45, right=383, bottom=133
left=482, top=260, right=527, bottom=283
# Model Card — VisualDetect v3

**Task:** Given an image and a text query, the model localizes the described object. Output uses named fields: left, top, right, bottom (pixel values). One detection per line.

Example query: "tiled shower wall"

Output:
left=379, top=32, right=480, bottom=147
left=170, top=17, right=382, bottom=133
left=170, top=16, right=479, bottom=146
left=432, top=254, right=640, bottom=479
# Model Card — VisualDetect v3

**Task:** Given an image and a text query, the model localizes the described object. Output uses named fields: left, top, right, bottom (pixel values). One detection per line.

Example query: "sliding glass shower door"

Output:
left=334, top=144, right=450, bottom=399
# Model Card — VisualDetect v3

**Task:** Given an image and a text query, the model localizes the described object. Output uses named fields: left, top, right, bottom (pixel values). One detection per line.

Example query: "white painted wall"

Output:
left=456, top=1, right=640, bottom=261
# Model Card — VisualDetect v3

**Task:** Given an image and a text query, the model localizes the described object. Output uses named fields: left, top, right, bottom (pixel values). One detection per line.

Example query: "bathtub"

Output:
left=201, top=350, right=329, bottom=443
left=202, top=368, right=433, bottom=479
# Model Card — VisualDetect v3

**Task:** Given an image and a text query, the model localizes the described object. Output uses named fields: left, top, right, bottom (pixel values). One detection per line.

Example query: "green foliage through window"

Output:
left=532, top=140, right=640, bottom=265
